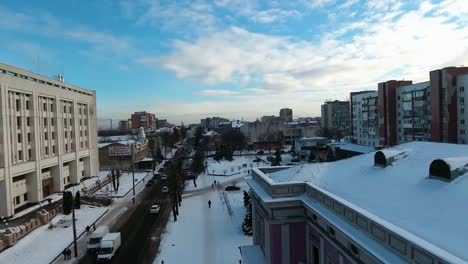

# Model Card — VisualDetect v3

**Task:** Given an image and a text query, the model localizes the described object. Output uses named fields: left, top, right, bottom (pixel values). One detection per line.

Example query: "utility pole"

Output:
left=72, top=193, right=78, bottom=257
left=132, top=143, right=136, bottom=204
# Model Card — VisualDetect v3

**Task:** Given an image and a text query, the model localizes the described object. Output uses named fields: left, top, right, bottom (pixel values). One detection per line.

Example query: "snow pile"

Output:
left=268, top=142, right=468, bottom=262
left=0, top=206, right=108, bottom=264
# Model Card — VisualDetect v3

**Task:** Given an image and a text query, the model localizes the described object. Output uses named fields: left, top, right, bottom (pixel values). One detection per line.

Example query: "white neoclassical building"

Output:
left=0, top=63, right=98, bottom=217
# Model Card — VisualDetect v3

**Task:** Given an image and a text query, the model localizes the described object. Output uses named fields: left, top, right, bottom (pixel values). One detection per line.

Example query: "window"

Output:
left=461, top=120, right=465, bottom=125
left=64, top=119, right=67, bottom=128
left=350, top=243, right=359, bottom=256
left=45, top=146, right=49, bottom=155
left=63, top=105, right=67, bottom=113
left=15, top=196, right=20, bottom=205
left=65, top=144, right=68, bottom=152
left=44, top=118, right=48, bottom=126
left=461, top=97, right=465, bottom=103
left=52, top=145, right=55, bottom=154
left=462, top=108, right=465, bottom=114
left=17, top=134, right=21, bottom=143
left=51, top=118, right=54, bottom=126
left=461, top=86, right=465, bottom=92
left=70, top=119, right=72, bottom=126
left=328, top=226, right=336, bottom=237
left=26, top=101, right=30, bottom=110
left=28, top=133, right=31, bottom=143
left=16, top=99, right=20, bottom=111
left=24, top=193, right=28, bottom=201
left=28, top=149, right=32, bottom=159
left=45, top=132, right=48, bottom=140
left=17, top=116, right=21, bottom=127
left=461, top=130, right=466, bottom=135
left=27, top=117, right=30, bottom=126
left=65, top=131, right=68, bottom=138
left=80, top=131, right=83, bottom=137
left=79, top=119, right=82, bottom=126
left=43, top=102, right=47, bottom=111
left=52, top=132, right=55, bottom=140
left=50, top=103, right=54, bottom=111
left=69, top=106, right=72, bottom=113
left=18, top=150, right=23, bottom=160
left=80, top=141, right=83, bottom=148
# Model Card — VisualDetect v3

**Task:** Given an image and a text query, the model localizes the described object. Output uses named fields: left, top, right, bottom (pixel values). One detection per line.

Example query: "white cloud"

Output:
left=195, top=89, right=239, bottom=96
left=300, top=0, right=336, bottom=9
left=339, top=0, right=359, bottom=9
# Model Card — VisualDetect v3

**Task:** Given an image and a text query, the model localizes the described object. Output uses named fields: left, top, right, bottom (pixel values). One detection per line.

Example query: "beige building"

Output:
left=0, top=63, right=98, bottom=217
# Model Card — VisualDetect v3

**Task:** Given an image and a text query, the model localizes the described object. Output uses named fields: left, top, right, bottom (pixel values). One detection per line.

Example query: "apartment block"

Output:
left=430, top=66, right=468, bottom=143
left=396, top=82, right=431, bottom=144
left=350, top=91, right=379, bottom=146
left=458, top=74, right=468, bottom=144
left=279, top=108, right=293, bottom=122
left=131, top=111, right=156, bottom=133
left=321, top=100, right=350, bottom=138
left=0, top=63, right=98, bottom=217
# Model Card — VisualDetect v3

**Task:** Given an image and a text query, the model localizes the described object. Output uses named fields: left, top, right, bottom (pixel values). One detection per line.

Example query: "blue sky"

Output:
left=0, top=0, right=467, bottom=125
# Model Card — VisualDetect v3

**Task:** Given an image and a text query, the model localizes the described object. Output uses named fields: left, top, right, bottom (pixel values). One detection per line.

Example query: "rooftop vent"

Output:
left=429, top=158, right=468, bottom=181
left=374, top=149, right=407, bottom=167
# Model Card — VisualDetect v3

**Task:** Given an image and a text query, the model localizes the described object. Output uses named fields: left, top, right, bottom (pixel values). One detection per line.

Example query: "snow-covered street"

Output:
left=154, top=170, right=252, bottom=264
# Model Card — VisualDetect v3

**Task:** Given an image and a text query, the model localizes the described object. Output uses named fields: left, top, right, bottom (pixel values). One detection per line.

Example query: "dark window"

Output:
left=44, top=118, right=48, bottom=126
left=45, top=146, right=48, bottom=155
left=27, top=117, right=30, bottom=126
left=17, top=134, right=21, bottom=143
left=16, top=99, right=20, bottom=111
left=350, top=243, right=359, bottom=255
left=51, top=118, right=54, bottom=126
left=18, top=150, right=23, bottom=160
left=17, top=116, right=21, bottom=127
left=52, top=132, right=55, bottom=139
left=43, top=102, right=47, bottom=111
left=45, top=132, right=48, bottom=140
left=15, top=196, right=20, bottom=205
left=374, top=151, right=387, bottom=167
left=64, top=119, right=67, bottom=128
left=64, top=105, right=67, bottom=113
left=50, top=103, right=54, bottom=111
left=26, top=101, right=30, bottom=110
left=28, top=149, right=32, bottom=159
left=65, top=131, right=68, bottom=138
left=312, top=246, right=319, bottom=264
left=52, top=145, right=55, bottom=154
left=328, top=226, right=336, bottom=237
left=27, top=133, right=31, bottom=142
left=24, top=193, right=28, bottom=201
left=70, top=119, right=72, bottom=126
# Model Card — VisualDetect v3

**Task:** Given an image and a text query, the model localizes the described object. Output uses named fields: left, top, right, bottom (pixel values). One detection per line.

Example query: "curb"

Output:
left=48, top=208, right=110, bottom=264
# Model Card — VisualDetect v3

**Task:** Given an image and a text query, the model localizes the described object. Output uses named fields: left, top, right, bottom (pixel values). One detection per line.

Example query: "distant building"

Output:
left=0, top=63, right=98, bottom=217
left=378, top=80, right=413, bottom=146
left=98, top=139, right=148, bottom=170
left=279, top=108, right=293, bottom=122
left=350, top=91, right=379, bottom=146
left=244, top=142, right=468, bottom=264
left=396, top=82, right=431, bottom=144
left=430, top=66, right=468, bottom=143
left=321, top=100, right=350, bottom=138
left=240, top=121, right=284, bottom=144
left=293, top=137, right=330, bottom=159
left=458, top=74, right=468, bottom=144
left=260, top=115, right=282, bottom=123
left=200, top=117, right=229, bottom=131
left=156, top=119, right=169, bottom=129
left=131, top=111, right=156, bottom=133
left=118, top=120, right=130, bottom=133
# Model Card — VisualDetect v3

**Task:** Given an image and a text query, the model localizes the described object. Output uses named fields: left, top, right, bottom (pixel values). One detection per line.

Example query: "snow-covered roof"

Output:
left=268, top=142, right=468, bottom=262
left=98, top=143, right=112, bottom=149
left=204, top=130, right=219, bottom=136
left=232, top=121, right=244, bottom=128
left=157, top=127, right=173, bottom=133
left=98, top=139, right=142, bottom=148
left=329, top=142, right=375, bottom=153
left=98, top=134, right=133, bottom=142
left=297, top=136, right=327, bottom=141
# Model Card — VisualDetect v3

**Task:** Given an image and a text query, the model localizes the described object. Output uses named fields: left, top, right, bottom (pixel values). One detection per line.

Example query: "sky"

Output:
left=0, top=0, right=467, bottom=125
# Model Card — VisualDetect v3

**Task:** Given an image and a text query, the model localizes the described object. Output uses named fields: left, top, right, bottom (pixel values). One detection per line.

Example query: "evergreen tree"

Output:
left=155, top=145, right=164, bottom=162
left=308, top=151, right=316, bottom=162
left=191, top=149, right=205, bottom=174
left=272, top=147, right=282, bottom=166
left=74, top=191, right=81, bottom=209
left=172, top=127, right=180, bottom=144
left=180, top=124, right=187, bottom=139
left=62, top=191, right=73, bottom=215
left=194, top=127, right=203, bottom=150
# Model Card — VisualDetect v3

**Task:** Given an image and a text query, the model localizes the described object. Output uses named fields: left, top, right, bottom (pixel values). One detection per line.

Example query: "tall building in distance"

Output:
left=350, top=91, right=379, bottom=146
left=321, top=100, right=350, bottom=138
left=131, top=111, right=156, bottom=133
left=200, top=117, right=229, bottom=131
left=396, top=82, right=431, bottom=144
left=279, top=108, right=293, bottom=122
left=430, top=66, right=468, bottom=143
left=0, top=63, right=98, bottom=217
left=458, top=74, right=468, bottom=144
left=378, top=80, right=413, bottom=146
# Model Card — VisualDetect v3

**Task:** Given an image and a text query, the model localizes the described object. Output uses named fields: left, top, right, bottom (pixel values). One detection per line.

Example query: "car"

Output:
left=149, top=204, right=160, bottom=214
left=145, top=182, right=153, bottom=187
left=161, top=175, right=167, bottom=181
left=256, top=150, right=265, bottom=155
left=158, top=168, right=165, bottom=172
left=291, top=158, right=300, bottom=162
left=224, top=185, right=240, bottom=191
left=162, top=186, right=169, bottom=193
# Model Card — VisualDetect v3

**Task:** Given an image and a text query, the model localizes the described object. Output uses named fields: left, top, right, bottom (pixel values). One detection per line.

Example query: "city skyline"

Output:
left=0, top=0, right=467, bottom=124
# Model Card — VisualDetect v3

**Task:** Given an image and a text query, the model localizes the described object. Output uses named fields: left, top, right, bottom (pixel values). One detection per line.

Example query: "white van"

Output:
left=87, top=226, right=110, bottom=252
left=97, top=233, right=121, bottom=262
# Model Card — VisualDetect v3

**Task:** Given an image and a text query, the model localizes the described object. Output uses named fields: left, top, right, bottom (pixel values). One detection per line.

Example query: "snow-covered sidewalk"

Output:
left=0, top=205, right=108, bottom=264
left=154, top=176, right=252, bottom=264
left=95, top=171, right=149, bottom=197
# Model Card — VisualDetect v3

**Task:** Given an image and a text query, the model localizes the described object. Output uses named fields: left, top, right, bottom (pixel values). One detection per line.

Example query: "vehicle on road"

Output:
left=225, top=185, right=241, bottom=191
left=145, top=182, right=153, bottom=187
left=162, top=186, right=169, bottom=193
left=161, top=175, right=167, bottom=181
left=256, top=150, right=265, bottom=155
left=149, top=204, right=160, bottom=214
left=87, top=225, right=110, bottom=252
left=152, top=173, right=159, bottom=179
left=158, top=168, right=165, bottom=172
left=97, top=232, right=121, bottom=262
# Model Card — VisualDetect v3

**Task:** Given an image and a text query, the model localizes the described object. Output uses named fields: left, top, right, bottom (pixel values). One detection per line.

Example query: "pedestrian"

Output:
left=85, top=225, right=90, bottom=234
left=62, top=248, right=67, bottom=260
left=239, top=260, right=242, bottom=264
left=211, top=183, right=214, bottom=189
left=214, top=180, right=217, bottom=185
left=208, top=200, right=211, bottom=208
left=161, top=260, right=165, bottom=264
left=93, top=223, right=96, bottom=231
left=66, top=248, right=72, bottom=260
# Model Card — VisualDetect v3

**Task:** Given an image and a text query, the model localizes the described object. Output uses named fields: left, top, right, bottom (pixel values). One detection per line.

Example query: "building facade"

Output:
left=430, top=67, right=468, bottom=143
left=458, top=74, right=468, bottom=144
left=350, top=91, right=379, bottom=146
left=200, top=117, right=229, bottom=131
left=98, top=140, right=148, bottom=170
left=396, top=82, right=431, bottom=144
left=0, top=63, right=98, bottom=217
left=279, top=108, right=293, bottom=122
left=131, top=111, right=156, bottom=133
left=321, top=100, right=350, bottom=138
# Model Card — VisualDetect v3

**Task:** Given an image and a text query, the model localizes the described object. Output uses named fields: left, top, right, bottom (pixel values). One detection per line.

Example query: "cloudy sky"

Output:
left=1, top=0, right=467, bottom=124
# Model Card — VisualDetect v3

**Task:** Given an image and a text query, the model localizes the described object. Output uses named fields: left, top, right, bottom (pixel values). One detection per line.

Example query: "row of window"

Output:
left=15, top=116, right=89, bottom=128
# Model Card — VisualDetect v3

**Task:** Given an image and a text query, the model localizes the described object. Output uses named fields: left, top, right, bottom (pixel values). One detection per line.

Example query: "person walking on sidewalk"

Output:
left=62, top=248, right=67, bottom=260
left=208, top=200, right=212, bottom=208
left=66, top=248, right=72, bottom=260
left=85, top=225, right=90, bottom=234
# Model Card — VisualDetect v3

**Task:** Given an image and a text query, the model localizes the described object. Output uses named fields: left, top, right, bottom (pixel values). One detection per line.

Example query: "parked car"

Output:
left=148, top=179, right=155, bottom=184
left=291, top=158, right=300, bottom=162
left=149, top=204, right=160, bottom=214
left=97, top=233, right=121, bottom=262
left=152, top=173, right=159, bottom=179
left=145, top=182, right=153, bottom=187
left=162, top=186, right=169, bottom=193
left=161, top=175, right=167, bottom=181
left=256, top=150, right=264, bottom=155
left=87, top=226, right=110, bottom=252
left=224, top=185, right=241, bottom=191
left=266, top=156, right=274, bottom=162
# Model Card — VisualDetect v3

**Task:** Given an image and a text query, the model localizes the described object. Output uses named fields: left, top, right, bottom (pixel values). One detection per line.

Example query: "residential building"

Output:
left=378, top=80, right=413, bottom=146
left=131, top=111, right=156, bottom=133
left=321, top=100, right=350, bottom=138
left=458, top=74, right=468, bottom=144
left=98, top=139, right=148, bottom=170
left=156, top=118, right=169, bottom=129
left=244, top=142, right=468, bottom=264
left=430, top=66, right=468, bottom=143
left=279, top=108, right=293, bottom=122
left=118, top=120, right=130, bottom=133
left=200, top=117, right=229, bottom=131
left=282, top=123, right=320, bottom=145
left=240, top=121, right=284, bottom=145
left=261, top=115, right=282, bottom=123
left=293, top=137, right=330, bottom=159
left=396, top=82, right=431, bottom=144
left=350, top=91, right=379, bottom=146
left=0, top=63, right=98, bottom=217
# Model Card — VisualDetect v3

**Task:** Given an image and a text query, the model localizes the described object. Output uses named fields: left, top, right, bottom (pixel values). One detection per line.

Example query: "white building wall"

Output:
left=0, top=63, right=98, bottom=217
left=351, top=91, right=379, bottom=146
left=458, top=74, right=468, bottom=144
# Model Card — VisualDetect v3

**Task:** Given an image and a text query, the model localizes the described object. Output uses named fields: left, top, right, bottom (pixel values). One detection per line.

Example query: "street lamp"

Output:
left=131, top=143, right=136, bottom=204
left=64, top=191, right=79, bottom=258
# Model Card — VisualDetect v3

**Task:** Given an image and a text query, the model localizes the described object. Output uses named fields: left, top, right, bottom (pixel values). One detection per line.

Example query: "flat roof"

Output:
left=268, top=142, right=468, bottom=262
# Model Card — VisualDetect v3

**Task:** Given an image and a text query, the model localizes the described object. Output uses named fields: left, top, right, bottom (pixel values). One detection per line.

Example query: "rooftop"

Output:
left=268, top=142, right=468, bottom=263
left=328, top=142, right=375, bottom=153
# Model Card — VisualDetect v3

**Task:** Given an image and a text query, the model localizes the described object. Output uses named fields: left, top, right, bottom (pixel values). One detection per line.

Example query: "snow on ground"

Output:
left=154, top=180, right=252, bottom=264
left=95, top=171, right=149, bottom=197
left=206, top=156, right=267, bottom=176
left=0, top=205, right=108, bottom=264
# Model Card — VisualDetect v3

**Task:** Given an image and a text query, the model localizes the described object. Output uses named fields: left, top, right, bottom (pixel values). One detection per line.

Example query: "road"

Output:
left=79, top=145, right=190, bottom=264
